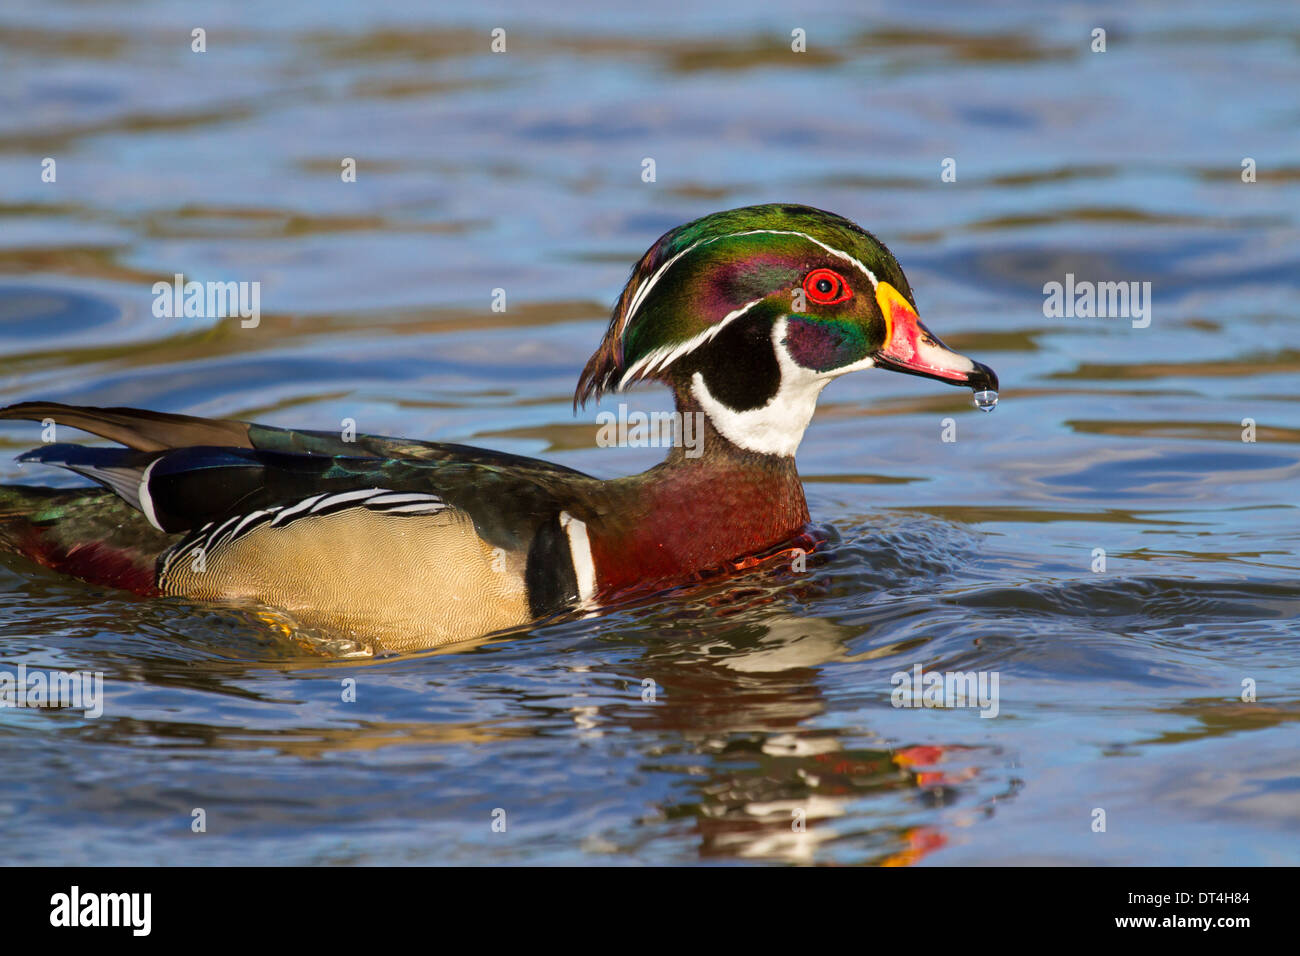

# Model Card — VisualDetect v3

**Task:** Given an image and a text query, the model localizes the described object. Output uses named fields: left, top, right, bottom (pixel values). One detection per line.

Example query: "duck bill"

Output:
left=872, top=282, right=998, bottom=392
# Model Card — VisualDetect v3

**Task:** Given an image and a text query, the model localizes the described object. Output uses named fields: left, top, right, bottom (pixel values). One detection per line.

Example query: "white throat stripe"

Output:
left=688, top=317, right=839, bottom=458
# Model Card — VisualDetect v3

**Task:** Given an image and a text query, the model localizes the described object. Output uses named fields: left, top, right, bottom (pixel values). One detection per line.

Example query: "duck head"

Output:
left=576, top=203, right=998, bottom=457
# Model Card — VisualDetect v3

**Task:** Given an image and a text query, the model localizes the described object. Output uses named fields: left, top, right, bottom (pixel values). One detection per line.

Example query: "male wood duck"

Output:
left=0, top=204, right=997, bottom=652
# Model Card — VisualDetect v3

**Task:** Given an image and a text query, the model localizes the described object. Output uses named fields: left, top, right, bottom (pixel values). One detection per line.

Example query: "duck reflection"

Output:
left=609, top=609, right=1006, bottom=864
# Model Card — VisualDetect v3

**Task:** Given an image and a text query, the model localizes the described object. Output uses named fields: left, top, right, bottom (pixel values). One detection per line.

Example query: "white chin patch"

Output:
left=691, top=317, right=848, bottom=458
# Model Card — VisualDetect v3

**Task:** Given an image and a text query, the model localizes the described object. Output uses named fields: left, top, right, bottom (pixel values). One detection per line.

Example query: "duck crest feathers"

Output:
left=574, top=203, right=907, bottom=407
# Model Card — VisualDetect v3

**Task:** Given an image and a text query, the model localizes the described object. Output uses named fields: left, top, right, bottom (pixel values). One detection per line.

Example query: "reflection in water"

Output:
left=595, top=612, right=1017, bottom=864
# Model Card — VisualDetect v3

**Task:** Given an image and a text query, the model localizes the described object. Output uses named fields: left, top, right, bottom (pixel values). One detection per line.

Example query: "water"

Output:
left=1, top=0, right=1298, bottom=865
left=972, top=389, right=998, bottom=411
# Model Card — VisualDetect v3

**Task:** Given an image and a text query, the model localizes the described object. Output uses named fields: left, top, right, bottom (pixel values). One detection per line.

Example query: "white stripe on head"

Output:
left=616, top=297, right=763, bottom=390
left=623, top=238, right=710, bottom=327
left=729, top=229, right=879, bottom=290
left=622, top=229, right=879, bottom=329
left=613, top=229, right=880, bottom=393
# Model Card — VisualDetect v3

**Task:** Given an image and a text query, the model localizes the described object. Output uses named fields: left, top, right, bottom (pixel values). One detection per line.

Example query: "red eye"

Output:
left=802, top=268, right=852, bottom=305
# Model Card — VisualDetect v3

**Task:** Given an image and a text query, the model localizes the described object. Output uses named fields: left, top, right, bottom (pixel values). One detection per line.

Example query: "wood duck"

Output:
left=0, top=204, right=997, bottom=652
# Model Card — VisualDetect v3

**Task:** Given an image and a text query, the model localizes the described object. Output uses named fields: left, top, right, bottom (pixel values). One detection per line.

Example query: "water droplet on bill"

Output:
left=972, top=389, right=998, bottom=412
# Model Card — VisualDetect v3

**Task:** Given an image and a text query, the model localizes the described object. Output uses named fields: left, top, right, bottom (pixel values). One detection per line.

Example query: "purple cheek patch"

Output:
left=785, top=316, right=865, bottom=373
